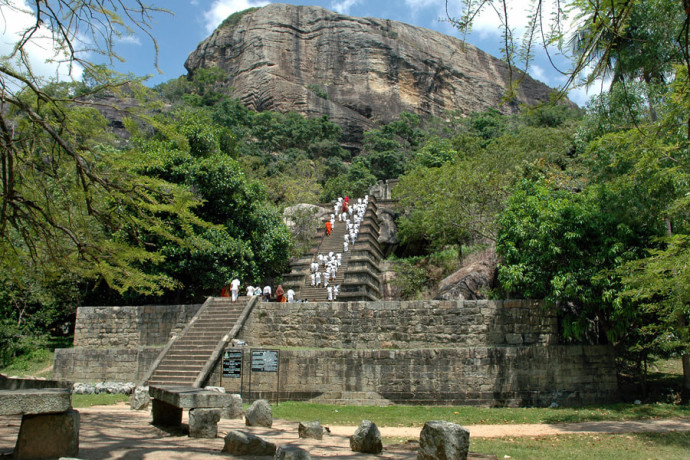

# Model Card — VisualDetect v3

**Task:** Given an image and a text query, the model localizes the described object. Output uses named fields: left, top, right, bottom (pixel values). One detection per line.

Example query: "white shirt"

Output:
left=263, top=285, right=271, bottom=295
left=231, top=279, right=240, bottom=291
left=287, top=289, right=295, bottom=302
left=246, top=286, right=254, bottom=296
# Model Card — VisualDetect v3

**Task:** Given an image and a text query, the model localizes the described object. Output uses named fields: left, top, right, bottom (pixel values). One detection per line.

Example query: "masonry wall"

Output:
left=214, top=300, right=618, bottom=406
left=54, top=304, right=201, bottom=383
left=73, top=304, right=201, bottom=348
left=237, top=300, right=559, bottom=349
left=217, top=345, right=617, bottom=407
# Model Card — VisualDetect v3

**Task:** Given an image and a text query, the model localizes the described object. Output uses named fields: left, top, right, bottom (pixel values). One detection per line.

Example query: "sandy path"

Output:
left=1, top=404, right=689, bottom=459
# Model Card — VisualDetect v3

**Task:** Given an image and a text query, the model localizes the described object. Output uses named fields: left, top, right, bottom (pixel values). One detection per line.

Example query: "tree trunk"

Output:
left=682, top=352, right=690, bottom=403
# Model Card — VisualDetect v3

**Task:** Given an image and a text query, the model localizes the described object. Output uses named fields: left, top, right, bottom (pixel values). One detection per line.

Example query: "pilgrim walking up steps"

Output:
left=284, top=196, right=383, bottom=302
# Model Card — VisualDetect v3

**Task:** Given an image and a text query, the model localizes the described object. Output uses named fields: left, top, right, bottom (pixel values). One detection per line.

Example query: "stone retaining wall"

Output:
left=73, top=304, right=201, bottom=348
left=54, top=304, right=201, bottom=382
left=218, top=345, right=617, bottom=407
left=238, top=300, right=558, bottom=349
left=53, top=347, right=160, bottom=382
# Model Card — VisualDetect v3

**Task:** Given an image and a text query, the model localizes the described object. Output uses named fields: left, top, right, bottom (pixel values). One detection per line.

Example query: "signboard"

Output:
left=251, top=349, right=279, bottom=372
left=222, top=349, right=243, bottom=378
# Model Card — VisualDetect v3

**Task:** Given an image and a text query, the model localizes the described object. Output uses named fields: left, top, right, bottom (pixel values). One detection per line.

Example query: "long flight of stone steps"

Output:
left=298, top=213, right=352, bottom=302
left=284, top=197, right=383, bottom=302
left=147, top=296, right=249, bottom=386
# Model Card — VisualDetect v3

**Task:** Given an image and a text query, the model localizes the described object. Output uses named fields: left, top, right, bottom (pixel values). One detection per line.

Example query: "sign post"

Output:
left=248, top=349, right=280, bottom=403
left=222, top=349, right=243, bottom=397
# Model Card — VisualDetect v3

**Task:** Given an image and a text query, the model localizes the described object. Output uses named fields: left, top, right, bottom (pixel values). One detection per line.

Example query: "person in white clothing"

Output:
left=262, top=285, right=271, bottom=302
left=327, top=286, right=333, bottom=301
left=315, top=272, right=322, bottom=286
left=246, top=285, right=254, bottom=297
left=230, top=278, right=241, bottom=302
left=310, top=273, right=316, bottom=286
left=287, top=289, right=295, bottom=302
left=344, top=234, right=349, bottom=245
left=253, top=286, right=261, bottom=296
left=343, top=241, right=349, bottom=252
left=324, top=277, right=328, bottom=288
left=336, top=253, right=342, bottom=266
left=333, top=284, right=339, bottom=299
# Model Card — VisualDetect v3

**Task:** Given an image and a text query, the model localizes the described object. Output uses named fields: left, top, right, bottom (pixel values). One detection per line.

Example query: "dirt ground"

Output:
left=1, top=403, right=689, bottom=459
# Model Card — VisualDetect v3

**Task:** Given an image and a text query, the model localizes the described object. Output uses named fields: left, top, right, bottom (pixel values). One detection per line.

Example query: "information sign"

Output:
left=222, top=349, right=243, bottom=378
left=251, top=349, right=279, bottom=372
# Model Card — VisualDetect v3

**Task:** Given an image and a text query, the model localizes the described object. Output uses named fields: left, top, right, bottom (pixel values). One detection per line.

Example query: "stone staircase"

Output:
left=147, top=296, right=250, bottom=386
left=283, top=197, right=383, bottom=302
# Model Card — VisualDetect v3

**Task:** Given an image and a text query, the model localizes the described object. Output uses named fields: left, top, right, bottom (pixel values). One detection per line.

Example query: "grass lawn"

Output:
left=272, top=402, right=690, bottom=427
left=72, top=394, right=130, bottom=408
left=467, top=432, right=690, bottom=460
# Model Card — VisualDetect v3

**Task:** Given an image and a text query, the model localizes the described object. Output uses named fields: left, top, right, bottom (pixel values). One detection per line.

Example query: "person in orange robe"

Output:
left=325, top=220, right=332, bottom=235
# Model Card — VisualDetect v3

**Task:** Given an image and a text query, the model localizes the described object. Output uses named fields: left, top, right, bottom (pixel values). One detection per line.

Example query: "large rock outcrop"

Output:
left=185, top=4, right=564, bottom=150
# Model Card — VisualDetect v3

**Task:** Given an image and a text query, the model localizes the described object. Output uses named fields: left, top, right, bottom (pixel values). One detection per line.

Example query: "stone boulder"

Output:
left=14, top=409, right=80, bottom=459
left=222, top=430, right=276, bottom=456
left=275, top=445, right=312, bottom=460
left=72, top=383, right=95, bottom=395
left=283, top=204, right=327, bottom=231
left=130, top=386, right=150, bottom=410
left=185, top=4, right=565, bottom=151
left=222, top=393, right=243, bottom=419
left=417, top=420, right=470, bottom=460
left=377, top=208, right=399, bottom=257
left=188, top=408, right=221, bottom=438
left=245, top=399, right=273, bottom=428
left=298, top=421, right=324, bottom=440
left=434, top=260, right=495, bottom=301
left=350, top=420, right=383, bottom=454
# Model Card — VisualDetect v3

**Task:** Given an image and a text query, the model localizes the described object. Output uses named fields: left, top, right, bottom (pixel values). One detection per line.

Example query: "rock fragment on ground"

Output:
left=417, top=420, right=470, bottom=460
left=350, top=419, right=382, bottom=454
left=275, top=444, right=312, bottom=459
left=222, top=430, right=276, bottom=456
left=245, top=399, right=272, bottom=427
left=130, top=386, right=150, bottom=410
left=298, top=420, right=324, bottom=439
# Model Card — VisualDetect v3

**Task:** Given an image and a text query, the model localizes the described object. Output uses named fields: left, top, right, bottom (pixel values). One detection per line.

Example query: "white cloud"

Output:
left=331, top=0, right=362, bottom=15
left=530, top=64, right=549, bottom=84
left=117, top=35, right=142, bottom=46
left=0, top=0, right=82, bottom=82
left=203, top=0, right=270, bottom=34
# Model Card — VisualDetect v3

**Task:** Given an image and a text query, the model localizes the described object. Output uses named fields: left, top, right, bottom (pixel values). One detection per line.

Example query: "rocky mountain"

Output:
left=185, top=3, right=563, bottom=150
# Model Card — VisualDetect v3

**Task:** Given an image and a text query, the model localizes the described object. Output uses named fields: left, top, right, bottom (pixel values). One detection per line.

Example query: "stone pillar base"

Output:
left=14, top=409, right=80, bottom=460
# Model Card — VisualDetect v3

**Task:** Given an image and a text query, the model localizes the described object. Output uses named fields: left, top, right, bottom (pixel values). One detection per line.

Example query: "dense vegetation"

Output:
left=0, top=0, right=688, bottom=401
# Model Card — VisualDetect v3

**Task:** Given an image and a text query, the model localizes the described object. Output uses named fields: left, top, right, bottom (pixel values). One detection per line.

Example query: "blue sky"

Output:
left=1, top=0, right=597, bottom=105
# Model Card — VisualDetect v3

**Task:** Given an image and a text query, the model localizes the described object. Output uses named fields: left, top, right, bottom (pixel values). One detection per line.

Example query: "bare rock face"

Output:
left=185, top=4, right=563, bottom=150
left=435, top=261, right=495, bottom=301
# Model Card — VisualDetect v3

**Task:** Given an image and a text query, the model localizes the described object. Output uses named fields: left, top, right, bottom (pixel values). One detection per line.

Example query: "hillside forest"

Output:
left=0, top=1, right=688, bottom=400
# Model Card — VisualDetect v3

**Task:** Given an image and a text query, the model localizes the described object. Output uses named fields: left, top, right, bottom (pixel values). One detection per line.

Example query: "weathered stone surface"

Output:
left=130, top=386, right=150, bottom=410
left=276, top=445, right=312, bottom=460
left=185, top=4, right=566, bottom=151
left=283, top=204, right=328, bottom=231
left=222, top=430, right=276, bottom=456
left=149, top=386, right=233, bottom=410
left=0, top=388, right=71, bottom=416
left=245, top=399, right=272, bottom=427
left=349, top=420, right=382, bottom=454
left=417, top=420, right=470, bottom=460
left=435, top=259, right=496, bottom=301
left=221, top=393, right=243, bottom=419
left=377, top=207, right=399, bottom=255
left=14, top=409, right=80, bottom=459
left=188, top=408, right=221, bottom=438
left=298, top=421, right=324, bottom=440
